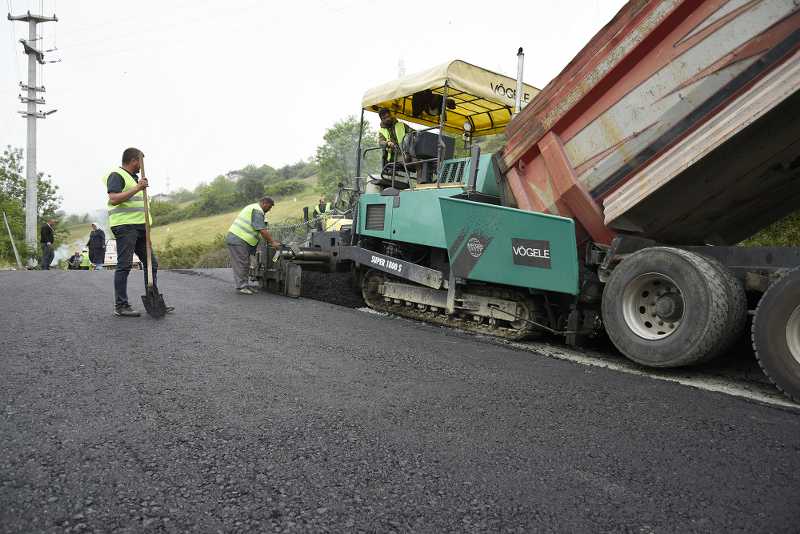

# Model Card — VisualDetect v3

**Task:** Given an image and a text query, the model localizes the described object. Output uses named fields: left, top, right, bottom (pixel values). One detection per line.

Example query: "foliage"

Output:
left=155, top=234, right=227, bottom=269
left=236, top=174, right=266, bottom=202
left=170, top=188, right=195, bottom=203
left=741, top=210, right=800, bottom=247
left=315, top=116, right=379, bottom=196
left=0, top=146, right=64, bottom=264
left=277, top=159, right=317, bottom=180
left=264, top=179, right=306, bottom=198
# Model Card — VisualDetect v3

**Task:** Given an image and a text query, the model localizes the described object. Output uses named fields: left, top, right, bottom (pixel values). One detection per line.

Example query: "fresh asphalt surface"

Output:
left=1, top=269, right=799, bottom=533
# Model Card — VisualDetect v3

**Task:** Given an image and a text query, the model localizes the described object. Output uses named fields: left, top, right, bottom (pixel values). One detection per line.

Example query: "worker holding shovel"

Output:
left=104, top=147, right=172, bottom=317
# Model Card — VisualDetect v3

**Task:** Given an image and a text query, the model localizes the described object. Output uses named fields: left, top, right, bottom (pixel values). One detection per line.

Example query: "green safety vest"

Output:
left=80, top=251, right=90, bottom=267
left=102, top=167, right=151, bottom=227
left=379, top=122, right=408, bottom=162
left=228, top=203, right=264, bottom=246
left=313, top=202, right=331, bottom=216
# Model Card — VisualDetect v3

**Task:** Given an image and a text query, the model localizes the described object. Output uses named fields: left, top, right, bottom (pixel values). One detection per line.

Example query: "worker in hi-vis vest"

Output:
left=80, top=249, right=91, bottom=270
left=225, top=196, right=281, bottom=295
left=104, top=147, right=173, bottom=317
left=378, top=108, right=413, bottom=166
left=313, top=197, right=331, bottom=231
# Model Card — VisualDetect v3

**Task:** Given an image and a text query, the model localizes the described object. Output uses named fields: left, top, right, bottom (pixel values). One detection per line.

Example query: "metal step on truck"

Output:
left=253, top=0, right=800, bottom=402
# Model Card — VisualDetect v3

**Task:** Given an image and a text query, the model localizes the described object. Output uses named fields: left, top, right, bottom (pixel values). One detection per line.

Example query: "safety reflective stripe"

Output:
left=103, top=167, right=151, bottom=227
left=232, top=218, right=257, bottom=236
left=227, top=203, right=264, bottom=246
left=379, top=123, right=407, bottom=162
left=108, top=207, right=145, bottom=214
left=313, top=203, right=332, bottom=215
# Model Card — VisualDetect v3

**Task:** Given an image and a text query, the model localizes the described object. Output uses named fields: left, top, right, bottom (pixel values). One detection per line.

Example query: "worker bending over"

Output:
left=226, top=196, right=281, bottom=295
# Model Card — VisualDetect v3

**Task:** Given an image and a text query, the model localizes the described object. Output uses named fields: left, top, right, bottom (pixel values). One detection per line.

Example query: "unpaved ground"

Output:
left=1, top=269, right=799, bottom=533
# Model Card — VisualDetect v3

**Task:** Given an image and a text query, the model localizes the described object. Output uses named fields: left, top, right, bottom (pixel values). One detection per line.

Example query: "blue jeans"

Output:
left=111, top=224, right=157, bottom=308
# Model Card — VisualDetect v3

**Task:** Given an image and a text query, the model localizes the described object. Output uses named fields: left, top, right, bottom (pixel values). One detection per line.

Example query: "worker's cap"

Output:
left=378, top=108, right=391, bottom=118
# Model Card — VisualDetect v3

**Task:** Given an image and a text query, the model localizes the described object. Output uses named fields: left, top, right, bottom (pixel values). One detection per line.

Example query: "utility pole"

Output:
left=7, top=10, right=58, bottom=255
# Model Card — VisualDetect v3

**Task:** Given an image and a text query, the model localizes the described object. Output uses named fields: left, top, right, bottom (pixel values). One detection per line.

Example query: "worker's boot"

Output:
left=114, top=304, right=141, bottom=317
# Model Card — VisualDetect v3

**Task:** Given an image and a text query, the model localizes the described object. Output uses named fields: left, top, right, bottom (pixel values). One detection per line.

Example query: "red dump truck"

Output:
left=497, top=0, right=800, bottom=399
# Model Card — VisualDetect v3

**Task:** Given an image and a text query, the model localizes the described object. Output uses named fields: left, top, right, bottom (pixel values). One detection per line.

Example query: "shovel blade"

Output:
left=141, top=286, right=167, bottom=318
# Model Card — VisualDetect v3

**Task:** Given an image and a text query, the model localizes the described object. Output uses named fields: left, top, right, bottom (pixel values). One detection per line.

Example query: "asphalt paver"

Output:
left=1, top=269, right=798, bottom=533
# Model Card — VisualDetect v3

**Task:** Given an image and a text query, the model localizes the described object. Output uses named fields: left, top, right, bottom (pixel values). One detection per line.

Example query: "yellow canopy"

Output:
left=362, top=60, right=540, bottom=137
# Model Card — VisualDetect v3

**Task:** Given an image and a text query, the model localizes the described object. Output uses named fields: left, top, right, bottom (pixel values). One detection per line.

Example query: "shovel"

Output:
left=139, top=157, right=168, bottom=318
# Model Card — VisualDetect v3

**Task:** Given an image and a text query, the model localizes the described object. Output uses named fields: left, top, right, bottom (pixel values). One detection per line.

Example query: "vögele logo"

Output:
left=511, top=238, right=551, bottom=269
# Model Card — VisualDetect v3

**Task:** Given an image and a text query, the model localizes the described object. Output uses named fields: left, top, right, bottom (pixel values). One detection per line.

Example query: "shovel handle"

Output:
left=140, top=156, right=155, bottom=289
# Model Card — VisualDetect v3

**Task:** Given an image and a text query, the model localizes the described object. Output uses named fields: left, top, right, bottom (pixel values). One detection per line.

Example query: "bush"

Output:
left=741, top=210, right=800, bottom=247
left=155, top=234, right=226, bottom=269
left=264, top=180, right=306, bottom=198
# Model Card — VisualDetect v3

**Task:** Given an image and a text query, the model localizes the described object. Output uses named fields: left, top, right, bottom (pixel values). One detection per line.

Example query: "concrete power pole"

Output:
left=7, top=10, right=58, bottom=254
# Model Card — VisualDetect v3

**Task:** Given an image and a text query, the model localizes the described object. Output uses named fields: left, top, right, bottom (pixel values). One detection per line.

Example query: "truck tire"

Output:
left=752, top=267, right=800, bottom=402
left=601, top=247, right=729, bottom=368
left=698, top=255, right=748, bottom=358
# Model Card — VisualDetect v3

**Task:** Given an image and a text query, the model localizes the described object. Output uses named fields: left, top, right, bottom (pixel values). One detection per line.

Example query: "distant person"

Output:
left=80, top=249, right=91, bottom=270
left=378, top=108, right=413, bottom=166
left=86, top=223, right=106, bottom=271
left=68, top=251, right=82, bottom=270
left=226, top=196, right=281, bottom=295
left=104, top=147, right=173, bottom=317
left=39, top=219, right=56, bottom=270
left=313, top=197, right=332, bottom=230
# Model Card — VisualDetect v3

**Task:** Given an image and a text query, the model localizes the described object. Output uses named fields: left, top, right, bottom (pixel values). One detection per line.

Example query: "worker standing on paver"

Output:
left=378, top=108, right=412, bottom=166
left=313, top=197, right=331, bottom=231
left=226, top=196, right=280, bottom=295
left=104, top=148, right=172, bottom=317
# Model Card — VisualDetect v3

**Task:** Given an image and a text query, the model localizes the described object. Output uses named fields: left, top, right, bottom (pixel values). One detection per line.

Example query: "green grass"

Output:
left=151, top=189, right=320, bottom=249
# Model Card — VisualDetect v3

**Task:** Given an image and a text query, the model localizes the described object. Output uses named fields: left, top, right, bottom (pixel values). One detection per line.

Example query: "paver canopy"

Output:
left=361, top=59, right=540, bottom=137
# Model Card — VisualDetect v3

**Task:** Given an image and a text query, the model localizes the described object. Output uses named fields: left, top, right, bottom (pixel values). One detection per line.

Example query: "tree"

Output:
left=0, top=146, right=62, bottom=218
left=196, top=175, right=238, bottom=214
left=0, top=146, right=63, bottom=262
left=236, top=174, right=266, bottom=203
left=315, top=116, right=379, bottom=196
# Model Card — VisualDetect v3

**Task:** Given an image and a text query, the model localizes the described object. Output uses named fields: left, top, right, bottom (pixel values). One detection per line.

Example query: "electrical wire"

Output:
left=7, top=0, right=22, bottom=84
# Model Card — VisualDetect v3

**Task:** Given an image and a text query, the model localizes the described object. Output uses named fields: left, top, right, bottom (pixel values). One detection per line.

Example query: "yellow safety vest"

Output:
left=313, top=202, right=331, bottom=216
left=228, top=203, right=264, bottom=246
left=80, top=251, right=90, bottom=267
left=102, top=167, right=151, bottom=227
left=379, top=122, right=408, bottom=162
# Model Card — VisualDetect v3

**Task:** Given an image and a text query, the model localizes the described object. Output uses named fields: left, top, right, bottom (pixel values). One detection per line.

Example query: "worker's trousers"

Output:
left=111, top=224, right=158, bottom=308
left=40, top=243, right=54, bottom=270
left=227, top=243, right=252, bottom=289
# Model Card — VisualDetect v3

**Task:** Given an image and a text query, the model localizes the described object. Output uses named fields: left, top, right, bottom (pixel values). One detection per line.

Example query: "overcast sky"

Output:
left=1, top=0, right=626, bottom=213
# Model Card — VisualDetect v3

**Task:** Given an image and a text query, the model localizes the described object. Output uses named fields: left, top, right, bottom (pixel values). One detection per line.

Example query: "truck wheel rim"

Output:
left=786, top=305, right=800, bottom=365
left=622, top=273, right=684, bottom=340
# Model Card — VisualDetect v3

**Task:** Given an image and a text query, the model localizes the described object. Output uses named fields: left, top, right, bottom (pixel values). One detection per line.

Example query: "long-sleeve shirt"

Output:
left=40, top=224, right=53, bottom=244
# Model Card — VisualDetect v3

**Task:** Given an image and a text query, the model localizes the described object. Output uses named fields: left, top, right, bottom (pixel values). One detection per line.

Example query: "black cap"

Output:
left=378, top=108, right=391, bottom=118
